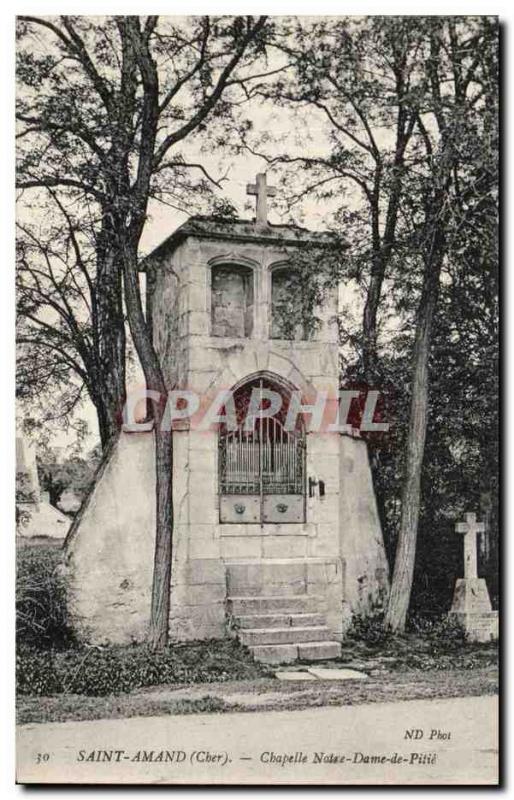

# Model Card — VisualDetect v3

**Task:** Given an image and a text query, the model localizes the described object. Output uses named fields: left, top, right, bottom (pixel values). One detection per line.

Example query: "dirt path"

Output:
left=17, top=695, right=498, bottom=785
left=17, top=666, right=498, bottom=725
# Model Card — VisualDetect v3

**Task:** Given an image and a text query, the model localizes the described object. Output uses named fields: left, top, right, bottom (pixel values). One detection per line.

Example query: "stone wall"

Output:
left=64, top=427, right=389, bottom=645
left=64, top=427, right=227, bottom=645
left=148, top=235, right=340, bottom=394
left=65, top=227, right=389, bottom=647
left=339, top=435, right=390, bottom=627
left=64, top=432, right=156, bottom=645
left=168, top=428, right=226, bottom=642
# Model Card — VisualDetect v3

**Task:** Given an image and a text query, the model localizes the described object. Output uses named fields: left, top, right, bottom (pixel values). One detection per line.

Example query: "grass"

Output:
left=17, top=666, right=498, bottom=725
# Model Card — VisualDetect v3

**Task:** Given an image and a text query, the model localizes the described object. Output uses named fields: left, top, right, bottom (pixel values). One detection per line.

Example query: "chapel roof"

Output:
left=140, top=215, right=337, bottom=271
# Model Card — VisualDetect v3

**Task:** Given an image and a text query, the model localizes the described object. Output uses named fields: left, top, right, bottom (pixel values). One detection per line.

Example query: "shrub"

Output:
left=16, top=639, right=270, bottom=697
left=345, top=612, right=392, bottom=646
left=341, top=609, right=497, bottom=673
left=407, top=613, right=467, bottom=645
left=17, top=645, right=60, bottom=695
left=16, top=545, right=75, bottom=650
left=347, top=611, right=468, bottom=648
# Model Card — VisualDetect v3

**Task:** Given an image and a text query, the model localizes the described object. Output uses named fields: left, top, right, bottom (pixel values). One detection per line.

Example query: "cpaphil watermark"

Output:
left=123, top=387, right=390, bottom=435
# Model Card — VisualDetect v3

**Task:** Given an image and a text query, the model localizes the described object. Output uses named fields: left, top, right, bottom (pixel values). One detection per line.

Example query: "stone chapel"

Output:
left=64, top=175, right=389, bottom=663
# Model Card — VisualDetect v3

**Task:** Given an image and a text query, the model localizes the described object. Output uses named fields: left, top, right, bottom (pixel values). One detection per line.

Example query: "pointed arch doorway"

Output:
left=218, top=374, right=306, bottom=525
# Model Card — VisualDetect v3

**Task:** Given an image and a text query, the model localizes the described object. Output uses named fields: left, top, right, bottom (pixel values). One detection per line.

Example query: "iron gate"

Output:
left=218, top=381, right=305, bottom=524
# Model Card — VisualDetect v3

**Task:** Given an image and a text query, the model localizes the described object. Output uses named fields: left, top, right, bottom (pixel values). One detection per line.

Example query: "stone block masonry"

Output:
left=65, top=213, right=390, bottom=648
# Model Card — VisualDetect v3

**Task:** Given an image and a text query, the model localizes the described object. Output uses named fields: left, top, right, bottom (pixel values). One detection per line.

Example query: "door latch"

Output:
left=309, top=477, right=325, bottom=498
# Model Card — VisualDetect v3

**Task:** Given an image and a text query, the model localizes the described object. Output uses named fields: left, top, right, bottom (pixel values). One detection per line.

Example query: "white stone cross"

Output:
left=246, top=172, right=276, bottom=227
left=455, top=512, right=485, bottom=580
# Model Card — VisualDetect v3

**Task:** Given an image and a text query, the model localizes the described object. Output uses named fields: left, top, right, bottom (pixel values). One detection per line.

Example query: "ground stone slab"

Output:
left=275, top=671, right=317, bottom=681
left=307, top=667, right=368, bottom=680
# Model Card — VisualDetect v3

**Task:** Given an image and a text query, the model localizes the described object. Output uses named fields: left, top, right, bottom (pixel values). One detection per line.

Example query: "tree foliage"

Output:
left=242, top=15, right=498, bottom=624
left=15, top=15, right=498, bottom=634
left=37, top=444, right=101, bottom=509
left=17, top=15, right=274, bottom=648
left=16, top=15, right=272, bottom=447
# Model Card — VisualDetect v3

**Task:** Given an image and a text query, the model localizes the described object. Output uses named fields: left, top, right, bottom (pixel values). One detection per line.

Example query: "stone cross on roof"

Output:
left=246, top=172, right=276, bottom=227
left=455, top=512, right=485, bottom=580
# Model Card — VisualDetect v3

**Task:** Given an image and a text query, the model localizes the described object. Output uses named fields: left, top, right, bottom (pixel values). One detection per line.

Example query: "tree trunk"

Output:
left=122, top=241, right=173, bottom=650
left=93, top=396, right=117, bottom=452
left=384, top=216, right=446, bottom=632
left=362, top=284, right=380, bottom=382
left=149, top=415, right=174, bottom=649
left=94, top=227, right=127, bottom=449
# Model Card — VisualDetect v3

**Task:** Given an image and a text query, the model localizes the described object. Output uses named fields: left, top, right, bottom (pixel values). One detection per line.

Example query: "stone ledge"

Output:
left=239, top=625, right=332, bottom=647
left=298, top=641, right=342, bottom=660
left=248, top=640, right=342, bottom=665
left=219, top=523, right=314, bottom=538
left=249, top=643, right=298, bottom=665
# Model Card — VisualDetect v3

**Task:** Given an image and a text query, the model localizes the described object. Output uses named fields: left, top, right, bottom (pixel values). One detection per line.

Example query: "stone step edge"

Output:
left=233, top=620, right=326, bottom=632
left=228, top=597, right=324, bottom=612
left=228, top=594, right=322, bottom=602
left=240, top=625, right=331, bottom=636
left=239, top=628, right=333, bottom=646
left=232, top=612, right=325, bottom=624
left=249, top=640, right=341, bottom=663
left=249, top=640, right=341, bottom=648
left=249, top=641, right=340, bottom=649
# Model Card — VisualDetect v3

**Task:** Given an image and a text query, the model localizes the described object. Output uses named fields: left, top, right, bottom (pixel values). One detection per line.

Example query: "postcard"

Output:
left=15, top=14, right=499, bottom=785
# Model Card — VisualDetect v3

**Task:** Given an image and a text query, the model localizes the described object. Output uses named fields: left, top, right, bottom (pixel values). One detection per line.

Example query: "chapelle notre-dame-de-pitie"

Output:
left=64, top=175, right=389, bottom=663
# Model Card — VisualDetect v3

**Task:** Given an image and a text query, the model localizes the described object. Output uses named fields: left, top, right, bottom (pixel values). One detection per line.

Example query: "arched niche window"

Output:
left=218, top=374, right=305, bottom=524
left=271, top=266, right=307, bottom=340
left=211, top=264, right=254, bottom=338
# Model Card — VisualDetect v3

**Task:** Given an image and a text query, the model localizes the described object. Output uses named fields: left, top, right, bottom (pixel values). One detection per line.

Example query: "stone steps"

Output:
left=239, top=625, right=332, bottom=647
left=228, top=594, right=323, bottom=615
left=228, top=593, right=341, bottom=664
left=236, top=612, right=325, bottom=629
left=249, top=641, right=342, bottom=665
